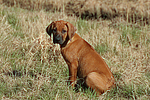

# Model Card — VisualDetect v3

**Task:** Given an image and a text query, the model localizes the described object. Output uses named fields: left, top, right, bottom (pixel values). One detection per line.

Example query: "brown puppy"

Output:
left=46, top=20, right=115, bottom=95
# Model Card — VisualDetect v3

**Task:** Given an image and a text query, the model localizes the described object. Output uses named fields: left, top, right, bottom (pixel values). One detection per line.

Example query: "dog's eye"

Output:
left=62, top=30, right=67, bottom=34
left=53, top=28, right=57, bottom=33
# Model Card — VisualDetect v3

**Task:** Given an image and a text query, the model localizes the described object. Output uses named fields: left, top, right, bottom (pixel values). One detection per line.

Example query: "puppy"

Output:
left=46, top=20, right=115, bottom=95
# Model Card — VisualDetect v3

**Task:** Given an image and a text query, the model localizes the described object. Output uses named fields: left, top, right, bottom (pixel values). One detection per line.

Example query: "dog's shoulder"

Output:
left=72, top=33, right=95, bottom=51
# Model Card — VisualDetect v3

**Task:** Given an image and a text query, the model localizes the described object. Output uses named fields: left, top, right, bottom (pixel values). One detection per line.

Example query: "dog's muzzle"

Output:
left=53, top=34, right=63, bottom=44
left=53, top=37, right=60, bottom=44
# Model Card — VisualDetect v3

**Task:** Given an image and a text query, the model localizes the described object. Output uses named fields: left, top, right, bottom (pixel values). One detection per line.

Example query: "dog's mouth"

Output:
left=53, top=39, right=59, bottom=44
left=53, top=37, right=59, bottom=43
left=53, top=37, right=64, bottom=44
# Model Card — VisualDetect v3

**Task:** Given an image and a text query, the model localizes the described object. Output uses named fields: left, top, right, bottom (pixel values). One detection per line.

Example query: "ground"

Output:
left=0, top=0, right=150, bottom=99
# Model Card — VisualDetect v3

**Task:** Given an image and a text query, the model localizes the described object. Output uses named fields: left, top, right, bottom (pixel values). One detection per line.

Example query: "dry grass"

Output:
left=0, top=0, right=150, bottom=99
left=2, top=0, right=150, bottom=25
left=66, top=0, right=150, bottom=25
left=1, top=0, right=69, bottom=12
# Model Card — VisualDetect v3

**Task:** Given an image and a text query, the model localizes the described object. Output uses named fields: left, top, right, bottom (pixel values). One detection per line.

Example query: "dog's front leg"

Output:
left=68, top=62, right=78, bottom=88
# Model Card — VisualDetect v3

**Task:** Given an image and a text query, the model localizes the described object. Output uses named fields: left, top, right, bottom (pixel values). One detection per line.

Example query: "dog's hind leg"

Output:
left=85, top=72, right=113, bottom=95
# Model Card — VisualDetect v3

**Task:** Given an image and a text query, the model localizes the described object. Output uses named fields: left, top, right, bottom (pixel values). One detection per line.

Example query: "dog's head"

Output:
left=46, top=20, right=76, bottom=45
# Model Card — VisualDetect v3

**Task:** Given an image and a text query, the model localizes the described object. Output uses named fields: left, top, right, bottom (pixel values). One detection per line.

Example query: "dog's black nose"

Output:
left=53, top=37, right=60, bottom=44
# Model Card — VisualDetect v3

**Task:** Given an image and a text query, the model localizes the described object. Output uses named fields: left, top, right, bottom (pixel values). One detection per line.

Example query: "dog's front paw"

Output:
left=66, top=80, right=76, bottom=87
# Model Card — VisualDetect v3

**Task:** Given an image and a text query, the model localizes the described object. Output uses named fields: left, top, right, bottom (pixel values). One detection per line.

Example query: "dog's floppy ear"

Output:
left=66, top=22, right=77, bottom=40
left=46, top=22, right=55, bottom=37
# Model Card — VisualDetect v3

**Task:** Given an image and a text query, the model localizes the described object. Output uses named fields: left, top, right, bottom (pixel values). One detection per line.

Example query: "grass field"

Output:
left=0, top=0, right=150, bottom=99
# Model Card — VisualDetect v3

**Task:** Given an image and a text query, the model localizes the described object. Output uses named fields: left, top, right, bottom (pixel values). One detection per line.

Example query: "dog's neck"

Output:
left=60, top=33, right=77, bottom=49
left=60, top=35, right=71, bottom=48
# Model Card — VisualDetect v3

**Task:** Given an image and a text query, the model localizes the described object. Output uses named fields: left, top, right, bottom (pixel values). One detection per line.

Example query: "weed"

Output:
left=119, top=26, right=131, bottom=46
left=13, top=31, right=25, bottom=39
left=83, top=89, right=98, bottom=99
left=130, top=27, right=141, bottom=40
left=76, top=19, right=89, bottom=32
left=0, top=80, right=14, bottom=98
left=145, top=71, right=150, bottom=79
left=7, top=14, right=19, bottom=29
left=76, top=19, right=98, bottom=35
left=39, top=81, right=70, bottom=100
left=107, top=84, right=134, bottom=99
left=119, top=25, right=141, bottom=47
left=0, top=81, right=7, bottom=98
left=107, top=83, right=150, bottom=100
left=146, top=39, right=150, bottom=44
left=0, top=9, right=6, bottom=16
left=95, top=43, right=109, bottom=54
left=8, top=49, right=26, bottom=71
left=113, top=72, right=122, bottom=81
left=13, top=83, right=23, bottom=93
left=6, top=14, right=25, bottom=39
